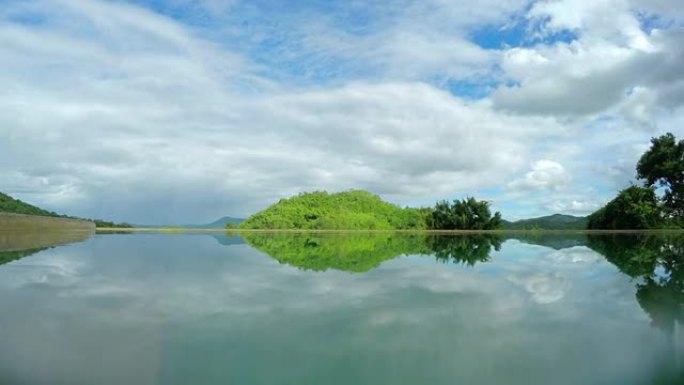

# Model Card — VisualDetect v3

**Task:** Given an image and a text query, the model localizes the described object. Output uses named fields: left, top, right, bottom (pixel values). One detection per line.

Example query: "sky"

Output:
left=1, top=0, right=684, bottom=224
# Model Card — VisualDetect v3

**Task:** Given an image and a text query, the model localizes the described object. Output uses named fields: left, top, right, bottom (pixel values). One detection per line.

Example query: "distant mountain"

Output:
left=185, top=216, right=245, bottom=229
left=212, top=234, right=246, bottom=246
left=502, top=214, right=588, bottom=230
left=507, top=233, right=589, bottom=249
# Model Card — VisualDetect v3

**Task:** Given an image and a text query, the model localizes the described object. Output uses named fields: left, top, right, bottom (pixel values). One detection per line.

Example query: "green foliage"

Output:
left=242, top=232, right=501, bottom=272
left=586, top=133, right=684, bottom=229
left=637, top=133, right=684, bottom=219
left=0, top=191, right=132, bottom=228
left=428, top=197, right=502, bottom=230
left=586, top=186, right=662, bottom=229
left=241, top=190, right=506, bottom=231
left=0, top=192, right=60, bottom=217
left=240, top=190, right=429, bottom=230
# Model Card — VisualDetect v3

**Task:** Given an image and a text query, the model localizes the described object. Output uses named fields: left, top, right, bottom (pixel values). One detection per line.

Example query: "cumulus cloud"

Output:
left=543, top=199, right=603, bottom=215
left=1, top=0, right=684, bottom=222
left=493, top=0, right=684, bottom=117
left=508, top=160, right=571, bottom=191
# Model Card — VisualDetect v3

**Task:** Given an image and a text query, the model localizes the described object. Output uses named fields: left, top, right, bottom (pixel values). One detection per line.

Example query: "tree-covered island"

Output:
left=237, top=133, right=684, bottom=232
left=238, top=190, right=501, bottom=231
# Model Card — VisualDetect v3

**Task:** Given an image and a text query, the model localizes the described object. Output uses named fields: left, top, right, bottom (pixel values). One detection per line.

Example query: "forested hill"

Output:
left=239, top=190, right=428, bottom=230
left=0, top=191, right=132, bottom=228
left=0, top=192, right=60, bottom=217
left=502, top=214, right=588, bottom=230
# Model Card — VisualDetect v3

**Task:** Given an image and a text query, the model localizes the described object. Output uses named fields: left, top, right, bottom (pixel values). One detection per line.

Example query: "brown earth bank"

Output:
left=0, top=213, right=95, bottom=252
left=0, top=213, right=94, bottom=231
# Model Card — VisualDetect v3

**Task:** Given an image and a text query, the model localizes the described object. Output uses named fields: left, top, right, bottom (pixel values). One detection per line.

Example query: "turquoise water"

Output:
left=0, top=232, right=682, bottom=384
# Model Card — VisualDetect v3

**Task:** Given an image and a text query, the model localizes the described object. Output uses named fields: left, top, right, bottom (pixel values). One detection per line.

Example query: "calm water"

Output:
left=0, top=231, right=683, bottom=385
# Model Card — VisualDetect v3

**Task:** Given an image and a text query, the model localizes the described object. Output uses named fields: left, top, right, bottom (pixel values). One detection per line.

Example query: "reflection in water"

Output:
left=588, top=234, right=684, bottom=335
left=241, top=232, right=502, bottom=272
left=508, top=233, right=589, bottom=250
left=0, top=247, right=50, bottom=265
left=428, top=234, right=502, bottom=266
left=2, top=231, right=684, bottom=384
left=213, top=233, right=245, bottom=246
left=586, top=234, right=684, bottom=384
left=0, top=230, right=93, bottom=265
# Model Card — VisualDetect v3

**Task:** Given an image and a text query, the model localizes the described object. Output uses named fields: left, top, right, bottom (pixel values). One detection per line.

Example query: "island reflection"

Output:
left=241, top=231, right=684, bottom=337
left=241, top=232, right=503, bottom=272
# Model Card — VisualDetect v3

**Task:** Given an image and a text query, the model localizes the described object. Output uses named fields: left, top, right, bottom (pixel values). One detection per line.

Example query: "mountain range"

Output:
left=502, top=214, right=588, bottom=230
left=184, top=216, right=245, bottom=229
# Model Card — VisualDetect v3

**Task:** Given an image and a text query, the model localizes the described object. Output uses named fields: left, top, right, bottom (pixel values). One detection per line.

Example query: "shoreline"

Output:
left=95, top=227, right=684, bottom=234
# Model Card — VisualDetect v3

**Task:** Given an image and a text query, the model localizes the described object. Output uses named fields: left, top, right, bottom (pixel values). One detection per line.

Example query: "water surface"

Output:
left=0, top=231, right=682, bottom=384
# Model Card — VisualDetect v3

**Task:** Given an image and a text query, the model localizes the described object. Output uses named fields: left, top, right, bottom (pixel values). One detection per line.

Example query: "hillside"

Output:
left=1, top=191, right=131, bottom=228
left=0, top=192, right=59, bottom=217
left=503, top=214, right=588, bottom=230
left=239, top=190, right=428, bottom=230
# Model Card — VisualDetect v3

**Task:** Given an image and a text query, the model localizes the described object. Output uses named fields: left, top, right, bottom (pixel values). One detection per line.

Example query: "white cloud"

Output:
left=1, top=0, right=684, bottom=221
left=543, top=199, right=604, bottom=215
left=509, top=160, right=571, bottom=191
left=494, top=0, right=684, bottom=117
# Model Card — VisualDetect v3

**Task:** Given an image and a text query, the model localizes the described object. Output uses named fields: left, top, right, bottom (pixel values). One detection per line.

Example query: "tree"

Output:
left=429, top=197, right=502, bottom=230
left=637, top=133, right=684, bottom=220
left=586, top=186, right=662, bottom=229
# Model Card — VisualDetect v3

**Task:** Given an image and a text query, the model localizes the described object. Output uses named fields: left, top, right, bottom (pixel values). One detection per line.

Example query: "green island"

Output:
left=233, top=132, right=684, bottom=232
left=4, top=132, right=684, bottom=233
left=238, top=190, right=501, bottom=231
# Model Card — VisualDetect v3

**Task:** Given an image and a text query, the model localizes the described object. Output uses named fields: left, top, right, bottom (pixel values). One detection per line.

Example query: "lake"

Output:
left=0, top=231, right=683, bottom=384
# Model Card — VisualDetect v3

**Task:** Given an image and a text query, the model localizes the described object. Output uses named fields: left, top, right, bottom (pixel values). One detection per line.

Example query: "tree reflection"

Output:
left=427, top=235, right=502, bottom=266
left=588, top=234, right=684, bottom=334
left=241, top=232, right=501, bottom=272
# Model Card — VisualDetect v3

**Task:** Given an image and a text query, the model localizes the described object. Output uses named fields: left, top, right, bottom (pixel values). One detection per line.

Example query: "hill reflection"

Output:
left=241, top=232, right=502, bottom=272
left=241, top=231, right=684, bottom=337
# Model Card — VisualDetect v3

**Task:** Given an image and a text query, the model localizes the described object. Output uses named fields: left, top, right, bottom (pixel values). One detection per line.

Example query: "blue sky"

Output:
left=1, top=0, right=683, bottom=223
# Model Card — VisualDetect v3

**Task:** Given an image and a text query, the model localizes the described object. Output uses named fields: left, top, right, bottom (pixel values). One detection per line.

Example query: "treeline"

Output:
left=89, top=219, right=135, bottom=228
left=237, top=190, right=501, bottom=230
left=588, top=133, right=684, bottom=229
